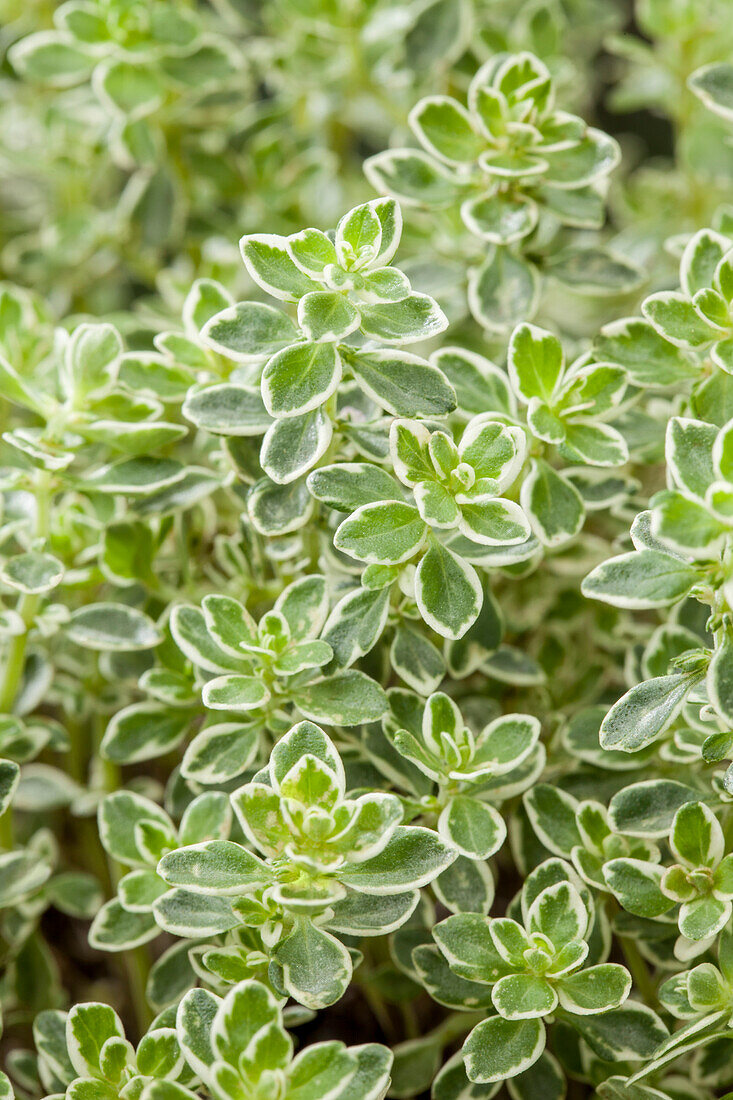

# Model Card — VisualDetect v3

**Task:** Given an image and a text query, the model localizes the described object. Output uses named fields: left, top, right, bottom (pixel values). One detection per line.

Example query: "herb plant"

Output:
left=4, top=3, right=733, bottom=1099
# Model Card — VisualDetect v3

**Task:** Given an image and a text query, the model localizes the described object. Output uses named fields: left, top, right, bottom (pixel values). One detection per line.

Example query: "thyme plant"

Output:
left=4, top=3, right=733, bottom=1099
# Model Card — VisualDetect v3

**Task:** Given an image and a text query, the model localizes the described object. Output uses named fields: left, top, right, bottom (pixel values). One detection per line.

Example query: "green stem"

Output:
left=429, top=1010, right=484, bottom=1048
left=618, top=934, right=659, bottom=1010
left=0, top=471, right=52, bottom=847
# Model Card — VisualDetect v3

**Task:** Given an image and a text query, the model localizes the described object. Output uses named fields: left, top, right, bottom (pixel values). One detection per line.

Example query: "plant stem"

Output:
left=0, top=471, right=52, bottom=846
left=618, top=933, right=659, bottom=1010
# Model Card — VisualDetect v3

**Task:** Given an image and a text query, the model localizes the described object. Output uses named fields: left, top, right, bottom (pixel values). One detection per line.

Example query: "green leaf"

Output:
left=339, top=826, right=456, bottom=893
left=334, top=501, right=426, bottom=565
left=543, top=128, right=620, bottom=187
left=468, top=250, right=539, bottom=333
left=67, top=604, right=161, bottom=651
left=181, top=723, right=259, bottom=784
left=689, top=62, right=733, bottom=121
left=9, top=31, right=94, bottom=86
left=0, top=849, right=52, bottom=907
left=288, top=228, right=338, bottom=275
left=415, top=542, right=483, bottom=639
left=183, top=383, right=272, bottom=436
left=89, top=899, right=158, bottom=951
left=211, top=979, right=285, bottom=1069
left=600, top=673, right=698, bottom=752
left=652, top=490, right=727, bottom=557
left=434, top=857, right=494, bottom=917
left=439, top=796, right=506, bottom=860
left=391, top=623, right=445, bottom=694
left=101, top=703, right=190, bottom=764
left=608, top=780, right=701, bottom=837
left=557, top=964, right=631, bottom=1015
left=261, top=408, right=332, bottom=484
left=240, top=234, right=316, bottom=301
left=710, top=631, right=733, bottom=724
left=548, top=248, right=643, bottom=296
left=248, top=476, right=313, bottom=536
left=202, top=302, right=297, bottom=361
left=293, top=669, right=388, bottom=726
left=572, top=1001, right=668, bottom=1062
left=153, top=888, right=239, bottom=937
left=298, top=292, right=360, bottom=342
left=670, top=801, right=723, bottom=869
left=262, top=341, right=341, bottom=418
left=461, top=193, right=538, bottom=244
left=0, top=353, right=46, bottom=413
left=359, top=294, right=447, bottom=345
left=524, top=785, right=581, bottom=857
left=308, top=462, right=402, bottom=511
left=410, top=95, right=482, bottom=165
left=508, top=324, right=563, bottom=404
left=98, top=790, right=175, bottom=869
left=521, top=460, right=584, bottom=546
left=681, top=228, right=731, bottom=296
left=67, top=1002, right=125, bottom=1077
left=563, top=422, right=628, bottom=467
left=275, top=574, right=329, bottom=639
left=527, top=881, right=587, bottom=947
left=0, top=761, right=19, bottom=817
left=603, top=859, right=673, bottom=918
left=347, top=349, right=456, bottom=417
left=202, top=675, right=270, bottom=712
left=492, top=973, right=557, bottom=1019
left=463, top=1017, right=545, bottom=1084
left=158, top=840, right=269, bottom=895
left=0, top=552, right=63, bottom=595
left=594, top=317, right=696, bottom=387
left=432, top=347, right=514, bottom=418
left=322, top=587, right=391, bottom=670
left=458, top=499, right=530, bottom=546
left=364, top=149, right=463, bottom=208
left=62, top=322, right=122, bottom=401
left=274, top=920, right=352, bottom=1009
left=582, top=550, right=699, bottom=609
left=642, top=292, right=717, bottom=348
left=94, top=59, right=164, bottom=118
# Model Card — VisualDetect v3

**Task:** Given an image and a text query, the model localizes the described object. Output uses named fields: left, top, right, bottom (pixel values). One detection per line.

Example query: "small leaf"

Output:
left=463, top=1017, right=545, bottom=1084
left=67, top=604, right=161, bottom=651
left=415, top=542, right=483, bottom=639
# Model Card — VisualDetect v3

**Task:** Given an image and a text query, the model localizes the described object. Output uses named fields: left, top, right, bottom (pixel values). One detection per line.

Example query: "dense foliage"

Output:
left=4, top=1, right=733, bottom=1098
